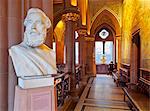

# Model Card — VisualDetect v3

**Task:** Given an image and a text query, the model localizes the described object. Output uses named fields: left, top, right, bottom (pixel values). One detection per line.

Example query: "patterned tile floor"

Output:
left=75, top=75, right=131, bottom=111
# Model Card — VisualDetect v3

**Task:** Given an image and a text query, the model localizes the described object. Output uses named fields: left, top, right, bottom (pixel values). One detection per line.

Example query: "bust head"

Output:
left=23, top=8, right=51, bottom=47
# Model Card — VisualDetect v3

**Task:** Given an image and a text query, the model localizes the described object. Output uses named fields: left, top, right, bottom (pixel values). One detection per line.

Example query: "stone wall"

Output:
left=121, top=0, right=150, bottom=69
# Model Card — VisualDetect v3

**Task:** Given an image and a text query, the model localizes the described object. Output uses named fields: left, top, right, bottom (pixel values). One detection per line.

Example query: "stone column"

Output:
left=42, top=0, right=53, bottom=48
left=62, top=12, right=79, bottom=95
left=21, top=0, right=30, bottom=38
left=0, top=1, right=8, bottom=111
left=85, top=35, right=96, bottom=77
left=113, top=36, right=116, bottom=63
left=56, top=38, right=64, bottom=64
left=77, top=28, right=87, bottom=84
left=30, top=0, right=42, bottom=8
left=8, top=0, right=22, bottom=111
left=116, top=36, right=121, bottom=72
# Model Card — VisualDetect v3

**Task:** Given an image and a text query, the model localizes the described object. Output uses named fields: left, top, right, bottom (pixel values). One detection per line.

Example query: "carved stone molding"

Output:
left=62, top=13, right=80, bottom=22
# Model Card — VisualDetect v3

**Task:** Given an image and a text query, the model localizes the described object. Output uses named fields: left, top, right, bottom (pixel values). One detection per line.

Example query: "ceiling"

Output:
left=53, top=0, right=122, bottom=36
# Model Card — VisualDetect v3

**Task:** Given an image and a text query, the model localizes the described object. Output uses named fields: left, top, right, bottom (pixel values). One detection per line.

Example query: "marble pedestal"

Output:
left=14, top=86, right=57, bottom=111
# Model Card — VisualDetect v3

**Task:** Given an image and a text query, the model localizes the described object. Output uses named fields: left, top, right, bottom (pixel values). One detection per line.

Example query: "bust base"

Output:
left=14, top=86, right=57, bottom=111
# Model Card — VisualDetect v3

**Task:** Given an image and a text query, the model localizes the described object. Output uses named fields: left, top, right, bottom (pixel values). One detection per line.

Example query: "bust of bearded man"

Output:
left=9, top=8, right=57, bottom=77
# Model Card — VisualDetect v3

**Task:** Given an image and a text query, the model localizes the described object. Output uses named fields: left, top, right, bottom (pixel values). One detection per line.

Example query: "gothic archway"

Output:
left=90, top=8, right=121, bottom=74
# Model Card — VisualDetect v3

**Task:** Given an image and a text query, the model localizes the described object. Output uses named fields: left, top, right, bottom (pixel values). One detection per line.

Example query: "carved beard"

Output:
left=23, top=29, right=46, bottom=47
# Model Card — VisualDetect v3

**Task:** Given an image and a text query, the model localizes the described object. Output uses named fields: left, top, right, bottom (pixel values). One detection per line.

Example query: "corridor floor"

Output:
left=75, top=75, right=131, bottom=111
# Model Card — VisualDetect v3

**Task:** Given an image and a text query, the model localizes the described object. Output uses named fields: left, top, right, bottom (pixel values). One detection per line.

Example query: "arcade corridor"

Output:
left=0, top=0, right=150, bottom=111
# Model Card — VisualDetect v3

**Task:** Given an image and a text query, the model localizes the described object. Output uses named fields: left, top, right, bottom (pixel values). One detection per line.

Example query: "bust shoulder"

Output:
left=9, top=44, right=23, bottom=55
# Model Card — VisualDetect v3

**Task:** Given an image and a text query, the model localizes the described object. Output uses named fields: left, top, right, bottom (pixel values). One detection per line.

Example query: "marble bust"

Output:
left=9, top=8, right=57, bottom=77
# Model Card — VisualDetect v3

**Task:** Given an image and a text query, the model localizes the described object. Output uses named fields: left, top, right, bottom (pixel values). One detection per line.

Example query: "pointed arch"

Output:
left=90, top=7, right=121, bottom=36
left=91, top=6, right=121, bottom=27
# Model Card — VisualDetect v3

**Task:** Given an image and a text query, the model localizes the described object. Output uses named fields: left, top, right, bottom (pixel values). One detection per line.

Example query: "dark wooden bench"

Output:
left=138, top=68, right=150, bottom=96
left=112, top=70, right=119, bottom=86
left=119, top=63, right=130, bottom=86
left=122, top=87, right=150, bottom=111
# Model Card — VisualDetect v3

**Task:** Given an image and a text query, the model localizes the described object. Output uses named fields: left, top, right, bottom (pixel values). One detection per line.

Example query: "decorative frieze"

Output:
left=62, top=13, right=80, bottom=22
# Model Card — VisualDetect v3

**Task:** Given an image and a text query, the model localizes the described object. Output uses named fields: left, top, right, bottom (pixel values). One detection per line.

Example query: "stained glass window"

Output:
left=95, top=41, right=113, bottom=64
left=105, top=41, right=113, bottom=64
left=75, top=31, right=79, bottom=39
left=64, top=46, right=66, bottom=64
left=75, top=42, right=79, bottom=64
left=95, top=42, right=103, bottom=64
left=99, top=29, right=109, bottom=39
left=52, top=42, right=56, bottom=52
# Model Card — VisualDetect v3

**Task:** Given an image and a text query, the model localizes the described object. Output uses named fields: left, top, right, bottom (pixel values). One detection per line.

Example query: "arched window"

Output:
left=75, top=31, right=79, bottom=65
left=52, top=42, right=56, bottom=52
left=95, top=28, right=113, bottom=64
left=105, top=41, right=113, bottom=64
left=75, top=42, right=79, bottom=64
left=64, top=45, right=66, bottom=64
left=95, top=41, right=103, bottom=64
left=99, top=29, right=109, bottom=39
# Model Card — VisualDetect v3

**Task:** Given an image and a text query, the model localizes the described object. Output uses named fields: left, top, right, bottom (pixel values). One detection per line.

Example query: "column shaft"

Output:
left=30, top=0, right=42, bottom=8
left=117, top=37, right=121, bottom=71
left=65, top=20, right=75, bottom=72
left=62, top=12, right=79, bottom=94
left=79, top=37, right=86, bottom=75
left=65, top=20, right=76, bottom=92
left=42, top=0, right=53, bottom=48
left=85, top=36, right=95, bottom=76
left=8, top=0, right=22, bottom=111
left=0, top=0, right=8, bottom=111
left=77, top=28, right=87, bottom=83
left=56, top=40, right=64, bottom=64
left=113, top=37, right=116, bottom=62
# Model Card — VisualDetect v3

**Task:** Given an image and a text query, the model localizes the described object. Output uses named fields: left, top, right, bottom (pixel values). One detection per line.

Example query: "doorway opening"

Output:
left=95, top=28, right=114, bottom=74
left=131, top=31, right=141, bottom=82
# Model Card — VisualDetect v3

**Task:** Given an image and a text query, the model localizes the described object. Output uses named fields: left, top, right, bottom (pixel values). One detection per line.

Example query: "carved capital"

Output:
left=62, top=13, right=80, bottom=22
left=77, top=29, right=87, bottom=36
left=85, top=36, right=95, bottom=41
left=116, top=35, right=121, bottom=40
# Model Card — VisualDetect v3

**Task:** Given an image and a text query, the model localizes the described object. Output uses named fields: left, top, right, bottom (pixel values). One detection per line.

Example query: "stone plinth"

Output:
left=14, top=86, right=57, bottom=111
left=18, top=75, right=54, bottom=89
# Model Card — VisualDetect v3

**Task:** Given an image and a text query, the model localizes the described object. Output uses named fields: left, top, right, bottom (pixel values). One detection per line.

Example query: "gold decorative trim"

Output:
left=85, top=37, right=95, bottom=41
left=62, top=13, right=80, bottom=22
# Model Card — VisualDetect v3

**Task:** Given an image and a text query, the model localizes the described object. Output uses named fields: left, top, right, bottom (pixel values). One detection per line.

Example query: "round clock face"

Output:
left=99, top=29, right=109, bottom=39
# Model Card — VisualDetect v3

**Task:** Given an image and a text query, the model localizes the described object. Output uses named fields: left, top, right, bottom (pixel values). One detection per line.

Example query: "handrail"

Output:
left=52, top=72, right=69, bottom=79
left=122, top=88, right=142, bottom=111
left=120, top=67, right=128, bottom=73
left=139, top=68, right=150, bottom=72
left=75, top=65, right=82, bottom=85
left=121, top=63, right=130, bottom=67
left=139, top=77, right=150, bottom=86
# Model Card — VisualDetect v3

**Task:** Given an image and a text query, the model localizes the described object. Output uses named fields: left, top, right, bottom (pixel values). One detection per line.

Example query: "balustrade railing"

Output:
left=75, top=65, right=82, bottom=85
left=53, top=64, right=82, bottom=107
left=52, top=72, right=70, bottom=107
